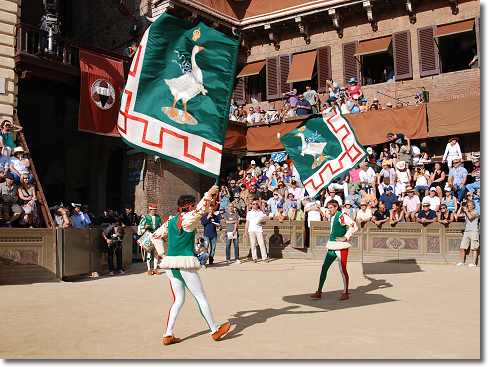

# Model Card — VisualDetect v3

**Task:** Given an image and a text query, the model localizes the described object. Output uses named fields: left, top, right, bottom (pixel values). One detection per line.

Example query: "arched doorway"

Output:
left=106, top=146, right=124, bottom=212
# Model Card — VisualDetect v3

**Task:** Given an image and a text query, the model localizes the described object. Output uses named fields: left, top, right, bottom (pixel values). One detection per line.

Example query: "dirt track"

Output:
left=0, top=258, right=480, bottom=359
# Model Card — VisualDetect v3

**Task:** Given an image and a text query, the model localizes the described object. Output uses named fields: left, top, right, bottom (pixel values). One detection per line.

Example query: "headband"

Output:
left=178, top=201, right=195, bottom=213
left=327, top=202, right=339, bottom=207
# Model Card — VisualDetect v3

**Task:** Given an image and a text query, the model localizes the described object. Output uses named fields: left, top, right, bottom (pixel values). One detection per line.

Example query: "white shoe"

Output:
left=467, top=263, right=477, bottom=268
left=201, top=265, right=206, bottom=269
left=109, top=271, right=114, bottom=276
left=456, top=262, right=465, bottom=266
left=235, top=259, right=242, bottom=264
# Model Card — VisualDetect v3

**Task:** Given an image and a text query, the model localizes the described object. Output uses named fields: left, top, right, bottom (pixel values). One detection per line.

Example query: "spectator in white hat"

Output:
left=421, top=187, right=441, bottom=212
left=9, top=147, right=33, bottom=185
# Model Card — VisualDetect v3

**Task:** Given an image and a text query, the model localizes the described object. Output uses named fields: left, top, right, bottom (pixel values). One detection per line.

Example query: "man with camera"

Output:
left=101, top=224, right=125, bottom=276
left=413, top=163, right=430, bottom=197
left=457, top=200, right=479, bottom=267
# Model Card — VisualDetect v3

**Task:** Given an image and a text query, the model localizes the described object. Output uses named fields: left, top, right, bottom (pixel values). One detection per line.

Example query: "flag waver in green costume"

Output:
left=137, top=204, right=163, bottom=275
left=153, top=185, right=231, bottom=345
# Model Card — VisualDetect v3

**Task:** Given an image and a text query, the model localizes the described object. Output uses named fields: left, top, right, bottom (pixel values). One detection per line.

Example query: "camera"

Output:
left=416, top=168, right=421, bottom=172
left=109, top=236, right=123, bottom=251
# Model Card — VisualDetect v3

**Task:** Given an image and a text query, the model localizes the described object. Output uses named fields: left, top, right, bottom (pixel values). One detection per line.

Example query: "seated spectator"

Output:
left=294, top=94, right=312, bottom=116
left=194, top=237, right=209, bottom=269
left=99, top=209, right=117, bottom=225
left=382, top=64, right=395, bottom=82
left=396, top=102, right=404, bottom=108
left=342, top=200, right=356, bottom=221
left=365, top=147, right=380, bottom=173
left=345, top=186, right=361, bottom=209
left=437, top=204, right=454, bottom=225
left=442, top=137, right=463, bottom=170
left=395, top=161, right=411, bottom=200
left=72, top=203, right=92, bottom=228
left=371, top=97, right=382, bottom=110
left=18, top=173, right=38, bottom=227
left=359, top=163, right=376, bottom=197
left=0, top=148, right=9, bottom=182
left=359, top=98, right=368, bottom=113
left=403, top=187, right=421, bottom=222
left=377, top=160, right=396, bottom=196
left=241, top=110, right=248, bottom=123
left=263, top=206, right=271, bottom=218
left=0, top=172, right=22, bottom=227
left=469, top=46, right=479, bottom=68
left=414, top=94, right=423, bottom=106
left=466, top=157, right=480, bottom=193
left=379, top=186, right=398, bottom=211
left=387, top=132, right=411, bottom=167
left=281, top=167, right=292, bottom=185
left=379, top=146, right=391, bottom=162
left=255, top=172, right=267, bottom=190
left=338, top=96, right=350, bottom=114
left=248, top=184, right=260, bottom=202
left=421, top=187, right=441, bottom=212
left=441, top=187, right=457, bottom=214
left=304, top=198, right=322, bottom=227
left=385, top=102, right=393, bottom=108
left=274, top=202, right=288, bottom=223
left=267, top=189, right=281, bottom=216
left=275, top=180, right=287, bottom=201
left=0, top=120, right=22, bottom=158
left=324, top=78, right=340, bottom=106
left=288, top=202, right=304, bottom=221
left=303, top=84, right=320, bottom=113
left=258, top=111, right=267, bottom=123
left=327, top=172, right=349, bottom=197
left=359, top=188, right=378, bottom=210
left=258, top=186, right=272, bottom=211
left=265, top=108, right=281, bottom=123
left=429, top=162, right=446, bottom=200
left=346, top=78, right=362, bottom=99
left=283, top=103, right=296, bottom=118
left=473, top=188, right=480, bottom=214
left=235, top=164, right=245, bottom=182
left=323, top=187, right=343, bottom=208
left=356, top=201, right=372, bottom=224
left=250, top=87, right=259, bottom=103
left=247, top=107, right=260, bottom=125
left=9, top=147, right=33, bottom=185
left=53, top=205, right=71, bottom=227
left=123, top=43, right=137, bottom=57
left=390, top=201, right=405, bottom=225
left=347, top=95, right=360, bottom=113
left=229, top=98, right=238, bottom=117
left=284, top=192, right=296, bottom=212
left=448, top=159, right=468, bottom=202
left=287, top=180, right=302, bottom=209
left=283, top=88, right=299, bottom=108
left=215, top=207, right=226, bottom=223
left=413, top=163, right=430, bottom=197
left=372, top=203, right=390, bottom=227
left=365, top=69, right=374, bottom=85
left=232, top=193, right=246, bottom=218
left=348, top=165, right=362, bottom=192
left=369, top=104, right=378, bottom=111
left=415, top=202, right=437, bottom=223
left=229, top=108, right=240, bottom=121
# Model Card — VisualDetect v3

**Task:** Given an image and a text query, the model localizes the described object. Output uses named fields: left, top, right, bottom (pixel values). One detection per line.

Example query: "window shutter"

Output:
left=317, top=46, right=331, bottom=92
left=266, top=56, right=280, bottom=100
left=342, top=40, right=359, bottom=87
left=279, top=53, right=292, bottom=94
left=393, top=30, right=412, bottom=80
left=475, top=15, right=480, bottom=67
left=232, top=77, right=246, bottom=106
left=417, top=25, right=439, bottom=77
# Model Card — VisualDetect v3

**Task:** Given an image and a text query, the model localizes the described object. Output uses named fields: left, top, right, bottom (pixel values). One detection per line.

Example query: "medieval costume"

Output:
left=138, top=204, right=163, bottom=275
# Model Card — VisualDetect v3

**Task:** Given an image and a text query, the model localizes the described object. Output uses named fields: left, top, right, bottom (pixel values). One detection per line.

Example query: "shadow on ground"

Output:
left=362, top=259, right=423, bottom=275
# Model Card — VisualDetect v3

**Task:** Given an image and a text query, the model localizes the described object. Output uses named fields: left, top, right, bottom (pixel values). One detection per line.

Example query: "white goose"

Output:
left=165, top=45, right=208, bottom=121
left=295, top=132, right=328, bottom=166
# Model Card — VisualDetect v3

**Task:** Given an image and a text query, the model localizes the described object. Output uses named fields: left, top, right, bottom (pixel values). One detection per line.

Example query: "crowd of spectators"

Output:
left=229, top=78, right=424, bottom=124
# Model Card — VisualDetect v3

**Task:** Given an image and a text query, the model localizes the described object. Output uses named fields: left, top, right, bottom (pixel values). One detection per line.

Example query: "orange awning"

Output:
left=434, top=19, right=475, bottom=38
left=236, top=61, right=266, bottom=78
left=354, top=36, right=392, bottom=57
left=286, top=51, right=317, bottom=84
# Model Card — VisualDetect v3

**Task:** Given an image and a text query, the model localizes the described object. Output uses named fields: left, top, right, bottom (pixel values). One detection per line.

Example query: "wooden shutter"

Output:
left=393, top=30, right=413, bottom=80
left=266, top=56, right=280, bottom=100
left=279, top=53, right=292, bottom=94
left=232, top=77, right=246, bottom=106
left=417, top=25, right=439, bottom=77
left=342, top=40, right=359, bottom=87
left=475, top=15, right=480, bottom=67
left=317, top=46, right=331, bottom=92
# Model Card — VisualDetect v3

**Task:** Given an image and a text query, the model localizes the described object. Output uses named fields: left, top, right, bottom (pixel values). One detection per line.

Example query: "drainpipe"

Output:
left=88, top=0, right=91, bottom=44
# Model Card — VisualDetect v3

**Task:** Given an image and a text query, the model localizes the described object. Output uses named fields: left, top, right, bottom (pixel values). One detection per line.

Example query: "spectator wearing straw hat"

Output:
left=403, top=187, right=421, bottom=222
left=342, top=200, right=356, bottom=221
left=355, top=201, right=372, bottom=224
left=415, top=201, right=438, bottom=223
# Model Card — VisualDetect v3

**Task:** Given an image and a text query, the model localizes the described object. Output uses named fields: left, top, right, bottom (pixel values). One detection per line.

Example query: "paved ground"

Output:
left=0, top=257, right=480, bottom=359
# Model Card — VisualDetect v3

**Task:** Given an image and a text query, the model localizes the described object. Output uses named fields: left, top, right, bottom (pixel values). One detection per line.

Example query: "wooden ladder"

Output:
left=13, top=113, right=54, bottom=228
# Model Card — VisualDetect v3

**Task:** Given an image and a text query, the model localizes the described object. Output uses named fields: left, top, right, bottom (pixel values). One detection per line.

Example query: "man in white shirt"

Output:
left=304, top=199, right=322, bottom=227
left=359, top=163, right=376, bottom=197
left=421, top=187, right=441, bottom=212
left=244, top=199, right=269, bottom=263
left=323, top=187, right=343, bottom=208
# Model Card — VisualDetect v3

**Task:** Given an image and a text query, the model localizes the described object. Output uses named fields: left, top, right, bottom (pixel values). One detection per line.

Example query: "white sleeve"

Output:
left=455, top=143, right=462, bottom=158
left=442, top=144, right=449, bottom=160
left=181, top=192, right=213, bottom=232
left=153, top=220, right=169, bottom=239
left=340, top=213, right=358, bottom=241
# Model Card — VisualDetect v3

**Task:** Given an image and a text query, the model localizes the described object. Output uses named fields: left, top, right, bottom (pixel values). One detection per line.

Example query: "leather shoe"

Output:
left=163, top=335, right=181, bottom=345
left=153, top=269, right=161, bottom=275
left=212, top=323, right=231, bottom=341
left=339, top=292, right=349, bottom=300
left=310, top=291, right=322, bottom=298
left=148, top=270, right=153, bottom=275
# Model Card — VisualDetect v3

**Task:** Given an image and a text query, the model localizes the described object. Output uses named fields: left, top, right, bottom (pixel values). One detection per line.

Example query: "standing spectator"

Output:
left=456, top=200, right=479, bottom=267
left=414, top=94, right=423, bottom=106
left=380, top=64, right=395, bottom=82
left=274, top=202, right=288, bottom=223
left=413, top=163, right=430, bottom=197
left=0, top=172, right=21, bottom=227
left=379, top=186, right=398, bottom=211
left=138, top=204, right=163, bottom=275
left=448, top=159, right=468, bottom=202
left=287, top=180, right=302, bottom=209
left=324, top=78, right=341, bottom=106
left=123, top=43, right=137, bottom=57
left=347, top=95, right=360, bottom=114
left=267, top=189, right=282, bottom=216
left=348, top=165, right=362, bottom=192
left=469, top=46, right=479, bottom=68
left=201, top=207, right=222, bottom=266
left=359, top=188, right=378, bottom=210
left=356, top=201, right=372, bottom=224
left=379, top=146, right=391, bottom=162
left=0, top=120, right=22, bottom=158
left=18, top=173, right=38, bottom=227
left=228, top=179, right=240, bottom=199
left=194, top=237, right=209, bottom=269
left=101, top=224, right=125, bottom=276
left=372, top=203, right=390, bottom=227
left=283, top=192, right=296, bottom=212
left=395, top=161, right=411, bottom=201
left=283, top=88, right=299, bottom=108
left=244, top=199, right=269, bottom=263
left=303, top=84, right=320, bottom=113
left=99, top=209, right=117, bottom=225
left=387, top=133, right=411, bottom=166
left=119, top=204, right=139, bottom=227
left=421, top=187, right=441, bottom=212
left=345, top=186, right=361, bottom=209
left=288, top=202, right=305, bottom=221
left=430, top=162, right=446, bottom=200
left=224, top=202, right=241, bottom=265
left=258, top=186, right=273, bottom=211
left=442, top=137, right=463, bottom=169
left=415, top=202, right=438, bottom=223
left=342, top=200, right=356, bottom=221
left=359, top=98, right=368, bottom=113
left=304, top=198, right=323, bottom=227
left=323, top=187, right=343, bottom=208
left=377, top=161, right=396, bottom=196
left=389, top=202, right=405, bottom=224
left=359, top=163, right=376, bottom=197
left=441, top=187, right=458, bottom=214
left=466, top=157, right=480, bottom=193
left=70, top=203, right=91, bottom=228
left=8, top=147, right=33, bottom=185
left=294, top=94, right=312, bottom=116
left=437, top=204, right=454, bottom=225
left=346, top=78, right=362, bottom=99
left=231, top=193, right=246, bottom=218
left=229, top=98, right=238, bottom=117
left=403, top=187, right=421, bottom=222
left=219, top=185, right=230, bottom=212
left=53, top=205, right=71, bottom=228
left=250, top=87, right=259, bottom=103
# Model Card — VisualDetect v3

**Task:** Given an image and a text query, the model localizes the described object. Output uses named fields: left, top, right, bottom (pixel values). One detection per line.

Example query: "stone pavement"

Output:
left=0, top=257, right=480, bottom=359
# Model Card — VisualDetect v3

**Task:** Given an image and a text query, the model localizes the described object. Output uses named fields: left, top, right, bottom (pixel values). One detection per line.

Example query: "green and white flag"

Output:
left=117, top=13, right=239, bottom=178
left=280, top=105, right=367, bottom=198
